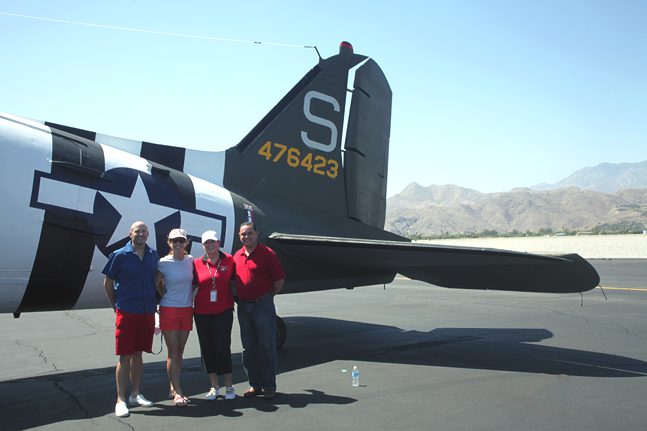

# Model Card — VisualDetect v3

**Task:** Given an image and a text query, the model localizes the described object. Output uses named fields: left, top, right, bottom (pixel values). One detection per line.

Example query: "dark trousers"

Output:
left=194, top=309, right=233, bottom=375
left=237, top=294, right=277, bottom=390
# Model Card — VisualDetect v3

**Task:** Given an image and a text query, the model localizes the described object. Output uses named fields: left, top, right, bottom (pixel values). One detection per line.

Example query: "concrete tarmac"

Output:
left=1, top=259, right=646, bottom=431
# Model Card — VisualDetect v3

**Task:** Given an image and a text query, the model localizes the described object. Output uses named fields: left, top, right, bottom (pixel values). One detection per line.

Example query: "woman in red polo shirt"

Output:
left=193, top=230, right=237, bottom=401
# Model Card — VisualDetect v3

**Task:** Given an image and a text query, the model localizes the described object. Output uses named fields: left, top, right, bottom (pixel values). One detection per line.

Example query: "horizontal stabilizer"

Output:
left=269, top=233, right=600, bottom=293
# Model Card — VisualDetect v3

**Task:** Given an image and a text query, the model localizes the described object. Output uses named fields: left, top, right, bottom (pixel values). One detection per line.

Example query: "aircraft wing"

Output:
left=269, top=233, right=600, bottom=294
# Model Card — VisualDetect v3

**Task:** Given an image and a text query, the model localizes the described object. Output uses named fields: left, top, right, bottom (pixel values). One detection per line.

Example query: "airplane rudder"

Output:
left=344, top=59, right=392, bottom=228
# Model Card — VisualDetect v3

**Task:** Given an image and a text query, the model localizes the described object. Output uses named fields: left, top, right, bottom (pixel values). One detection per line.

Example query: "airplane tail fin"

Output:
left=223, top=42, right=392, bottom=235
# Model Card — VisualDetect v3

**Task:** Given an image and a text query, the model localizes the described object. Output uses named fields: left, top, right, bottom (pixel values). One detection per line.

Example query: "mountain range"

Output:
left=531, top=160, right=647, bottom=193
left=385, top=160, right=647, bottom=237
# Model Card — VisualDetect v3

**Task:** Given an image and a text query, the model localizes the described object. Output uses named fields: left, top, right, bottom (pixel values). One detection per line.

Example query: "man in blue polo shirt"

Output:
left=103, top=221, right=159, bottom=418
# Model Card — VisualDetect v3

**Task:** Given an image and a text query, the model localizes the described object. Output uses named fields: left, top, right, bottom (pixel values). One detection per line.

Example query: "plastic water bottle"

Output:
left=351, top=366, right=360, bottom=387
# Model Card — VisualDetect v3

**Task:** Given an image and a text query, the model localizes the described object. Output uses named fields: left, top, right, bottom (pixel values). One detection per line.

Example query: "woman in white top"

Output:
left=156, top=228, right=194, bottom=407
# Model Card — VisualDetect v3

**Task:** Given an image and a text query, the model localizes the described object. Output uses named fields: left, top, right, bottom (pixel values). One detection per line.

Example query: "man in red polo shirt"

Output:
left=233, top=222, right=285, bottom=399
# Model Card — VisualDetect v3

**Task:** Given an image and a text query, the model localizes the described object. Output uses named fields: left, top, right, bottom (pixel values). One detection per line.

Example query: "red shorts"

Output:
left=159, top=306, right=193, bottom=331
left=115, top=310, right=155, bottom=356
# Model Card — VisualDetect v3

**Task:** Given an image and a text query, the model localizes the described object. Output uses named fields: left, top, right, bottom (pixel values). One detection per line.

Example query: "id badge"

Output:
left=210, top=290, right=217, bottom=302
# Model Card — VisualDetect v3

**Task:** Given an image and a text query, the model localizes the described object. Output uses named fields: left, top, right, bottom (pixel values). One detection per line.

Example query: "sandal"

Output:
left=174, top=394, right=187, bottom=407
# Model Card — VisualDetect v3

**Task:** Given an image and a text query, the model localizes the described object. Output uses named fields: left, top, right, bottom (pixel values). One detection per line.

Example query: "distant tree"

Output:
left=538, top=227, right=554, bottom=236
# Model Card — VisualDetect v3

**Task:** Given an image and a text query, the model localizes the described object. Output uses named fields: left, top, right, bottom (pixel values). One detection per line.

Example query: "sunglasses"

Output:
left=171, top=238, right=187, bottom=244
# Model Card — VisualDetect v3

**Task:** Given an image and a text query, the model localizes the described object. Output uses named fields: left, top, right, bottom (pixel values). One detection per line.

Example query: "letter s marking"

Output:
left=301, top=91, right=340, bottom=153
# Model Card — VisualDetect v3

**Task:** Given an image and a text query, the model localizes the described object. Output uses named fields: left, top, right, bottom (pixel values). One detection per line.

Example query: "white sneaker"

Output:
left=205, top=387, right=220, bottom=401
left=115, top=401, right=129, bottom=417
left=128, top=393, right=154, bottom=407
left=225, top=386, right=236, bottom=400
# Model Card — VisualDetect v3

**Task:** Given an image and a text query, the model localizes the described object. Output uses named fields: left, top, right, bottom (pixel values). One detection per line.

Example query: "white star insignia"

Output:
left=100, top=175, right=177, bottom=248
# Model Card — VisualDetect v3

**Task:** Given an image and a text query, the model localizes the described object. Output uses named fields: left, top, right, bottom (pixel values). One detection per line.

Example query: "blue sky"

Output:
left=1, top=0, right=646, bottom=196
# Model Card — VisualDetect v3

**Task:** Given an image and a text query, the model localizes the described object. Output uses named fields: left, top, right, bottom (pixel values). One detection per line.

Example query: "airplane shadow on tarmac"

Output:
left=279, top=317, right=647, bottom=377
left=280, top=316, right=647, bottom=378
left=2, top=316, right=647, bottom=429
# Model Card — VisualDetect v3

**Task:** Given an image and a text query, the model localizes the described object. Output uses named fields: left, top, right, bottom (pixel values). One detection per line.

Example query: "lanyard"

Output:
left=205, top=258, right=220, bottom=290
